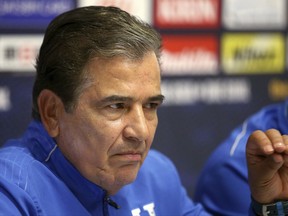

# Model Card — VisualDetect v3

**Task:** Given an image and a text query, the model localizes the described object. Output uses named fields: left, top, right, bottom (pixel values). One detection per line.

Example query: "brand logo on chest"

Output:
left=131, top=203, right=156, bottom=216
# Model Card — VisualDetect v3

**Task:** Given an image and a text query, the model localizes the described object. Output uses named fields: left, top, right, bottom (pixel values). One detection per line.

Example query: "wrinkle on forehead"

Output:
left=77, top=52, right=161, bottom=102
left=86, top=52, right=160, bottom=84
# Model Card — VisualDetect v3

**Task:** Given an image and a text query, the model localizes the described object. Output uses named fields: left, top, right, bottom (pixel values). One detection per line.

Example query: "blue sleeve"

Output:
left=194, top=124, right=251, bottom=216
left=194, top=102, right=286, bottom=216
left=0, top=179, right=38, bottom=215
left=0, top=188, right=23, bottom=215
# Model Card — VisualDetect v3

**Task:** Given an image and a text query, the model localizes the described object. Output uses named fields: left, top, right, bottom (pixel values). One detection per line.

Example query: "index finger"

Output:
left=266, top=129, right=286, bottom=153
left=247, top=130, right=274, bottom=156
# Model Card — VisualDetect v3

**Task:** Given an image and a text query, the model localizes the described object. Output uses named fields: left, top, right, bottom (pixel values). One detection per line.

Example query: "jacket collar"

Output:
left=25, top=120, right=107, bottom=212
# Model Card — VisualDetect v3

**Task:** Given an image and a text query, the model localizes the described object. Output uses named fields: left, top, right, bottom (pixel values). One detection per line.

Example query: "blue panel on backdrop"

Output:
left=0, top=73, right=34, bottom=145
left=0, top=0, right=76, bottom=30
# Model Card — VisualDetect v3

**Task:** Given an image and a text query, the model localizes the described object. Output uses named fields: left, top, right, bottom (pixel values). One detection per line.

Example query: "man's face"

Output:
left=56, top=52, right=163, bottom=194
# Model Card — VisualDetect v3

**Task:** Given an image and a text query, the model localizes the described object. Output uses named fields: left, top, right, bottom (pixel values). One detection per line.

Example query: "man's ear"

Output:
left=37, top=89, right=64, bottom=137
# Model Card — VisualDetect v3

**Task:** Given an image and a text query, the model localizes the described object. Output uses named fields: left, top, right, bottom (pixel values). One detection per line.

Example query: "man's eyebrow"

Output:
left=100, top=95, right=133, bottom=103
left=148, top=94, right=165, bottom=103
left=99, top=94, right=165, bottom=103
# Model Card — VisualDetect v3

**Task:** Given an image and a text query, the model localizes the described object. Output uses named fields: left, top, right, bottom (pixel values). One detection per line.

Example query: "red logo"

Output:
left=161, top=34, right=218, bottom=75
left=154, top=0, right=220, bottom=29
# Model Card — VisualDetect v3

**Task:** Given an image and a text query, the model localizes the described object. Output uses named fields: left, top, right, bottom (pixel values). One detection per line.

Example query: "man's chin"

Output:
left=116, top=166, right=140, bottom=185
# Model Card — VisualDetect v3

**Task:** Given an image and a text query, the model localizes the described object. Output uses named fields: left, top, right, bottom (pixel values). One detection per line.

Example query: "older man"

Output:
left=0, top=6, right=287, bottom=216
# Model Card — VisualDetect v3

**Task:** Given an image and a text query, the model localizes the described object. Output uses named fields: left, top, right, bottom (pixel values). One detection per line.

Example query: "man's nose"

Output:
left=123, top=106, right=149, bottom=142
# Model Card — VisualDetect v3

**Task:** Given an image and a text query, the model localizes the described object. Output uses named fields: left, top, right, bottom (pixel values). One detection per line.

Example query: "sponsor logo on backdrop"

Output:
left=0, top=35, right=43, bottom=72
left=161, top=35, right=218, bottom=75
left=162, top=78, right=251, bottom=105
left=0, top=0, right=75, bottom=30
left=0, top=87, right=11, bottom=111
left=154, top=0, right=220, bottom=29
left=268, top=79, right=288, bottom=101
left=222, top=0, right=286, bottom=29
left=221, top=33, right=285, bottom=74
left=287, top=36, right=288, bottom=70
left=77, top=0, right=152, bottom=24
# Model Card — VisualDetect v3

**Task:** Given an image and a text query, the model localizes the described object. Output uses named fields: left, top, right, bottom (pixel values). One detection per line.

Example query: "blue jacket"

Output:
left=194, top=100, right=288, bottom=216
left=0, top=120, right=209, bottom=216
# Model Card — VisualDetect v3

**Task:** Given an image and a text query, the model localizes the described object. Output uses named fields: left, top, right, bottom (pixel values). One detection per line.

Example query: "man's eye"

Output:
left=109, top=103, right=125, bottom=109
left=144, top=103, right=160, bottom=109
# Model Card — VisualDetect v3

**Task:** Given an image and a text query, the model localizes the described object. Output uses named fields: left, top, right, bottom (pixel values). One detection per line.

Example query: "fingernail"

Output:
left=264, top=145, right=274, bottom=152
left=275, top=142, right=284, bottom=148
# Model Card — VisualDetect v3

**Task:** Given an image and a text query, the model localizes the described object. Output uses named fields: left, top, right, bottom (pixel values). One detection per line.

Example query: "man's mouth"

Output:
left=114, top=151, right=143, bottom=162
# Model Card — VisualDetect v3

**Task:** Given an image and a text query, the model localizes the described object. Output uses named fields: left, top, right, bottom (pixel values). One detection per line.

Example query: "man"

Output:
left=194, top=100, right=288, bottom=215
left=0, top=6, right=288, bottom=215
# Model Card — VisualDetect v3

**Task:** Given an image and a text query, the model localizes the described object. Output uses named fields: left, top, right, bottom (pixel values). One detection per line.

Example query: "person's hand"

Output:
left=246, top=129, right=288, bottom=203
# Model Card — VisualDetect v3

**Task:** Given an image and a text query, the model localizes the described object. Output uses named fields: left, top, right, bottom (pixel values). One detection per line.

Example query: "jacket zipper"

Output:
left=103, top=193, right=120, bottom=216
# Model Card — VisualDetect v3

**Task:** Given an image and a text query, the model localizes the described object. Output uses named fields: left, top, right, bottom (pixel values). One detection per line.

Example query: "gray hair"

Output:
left=32, top=6, right=162, bottom=120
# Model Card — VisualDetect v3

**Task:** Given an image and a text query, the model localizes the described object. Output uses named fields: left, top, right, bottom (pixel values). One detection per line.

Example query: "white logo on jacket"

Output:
left=131, top=203, right=156, bottom=216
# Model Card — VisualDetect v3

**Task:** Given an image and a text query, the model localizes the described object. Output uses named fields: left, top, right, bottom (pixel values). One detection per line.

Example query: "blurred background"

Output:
left=1, top=0, right=288, bottom=198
